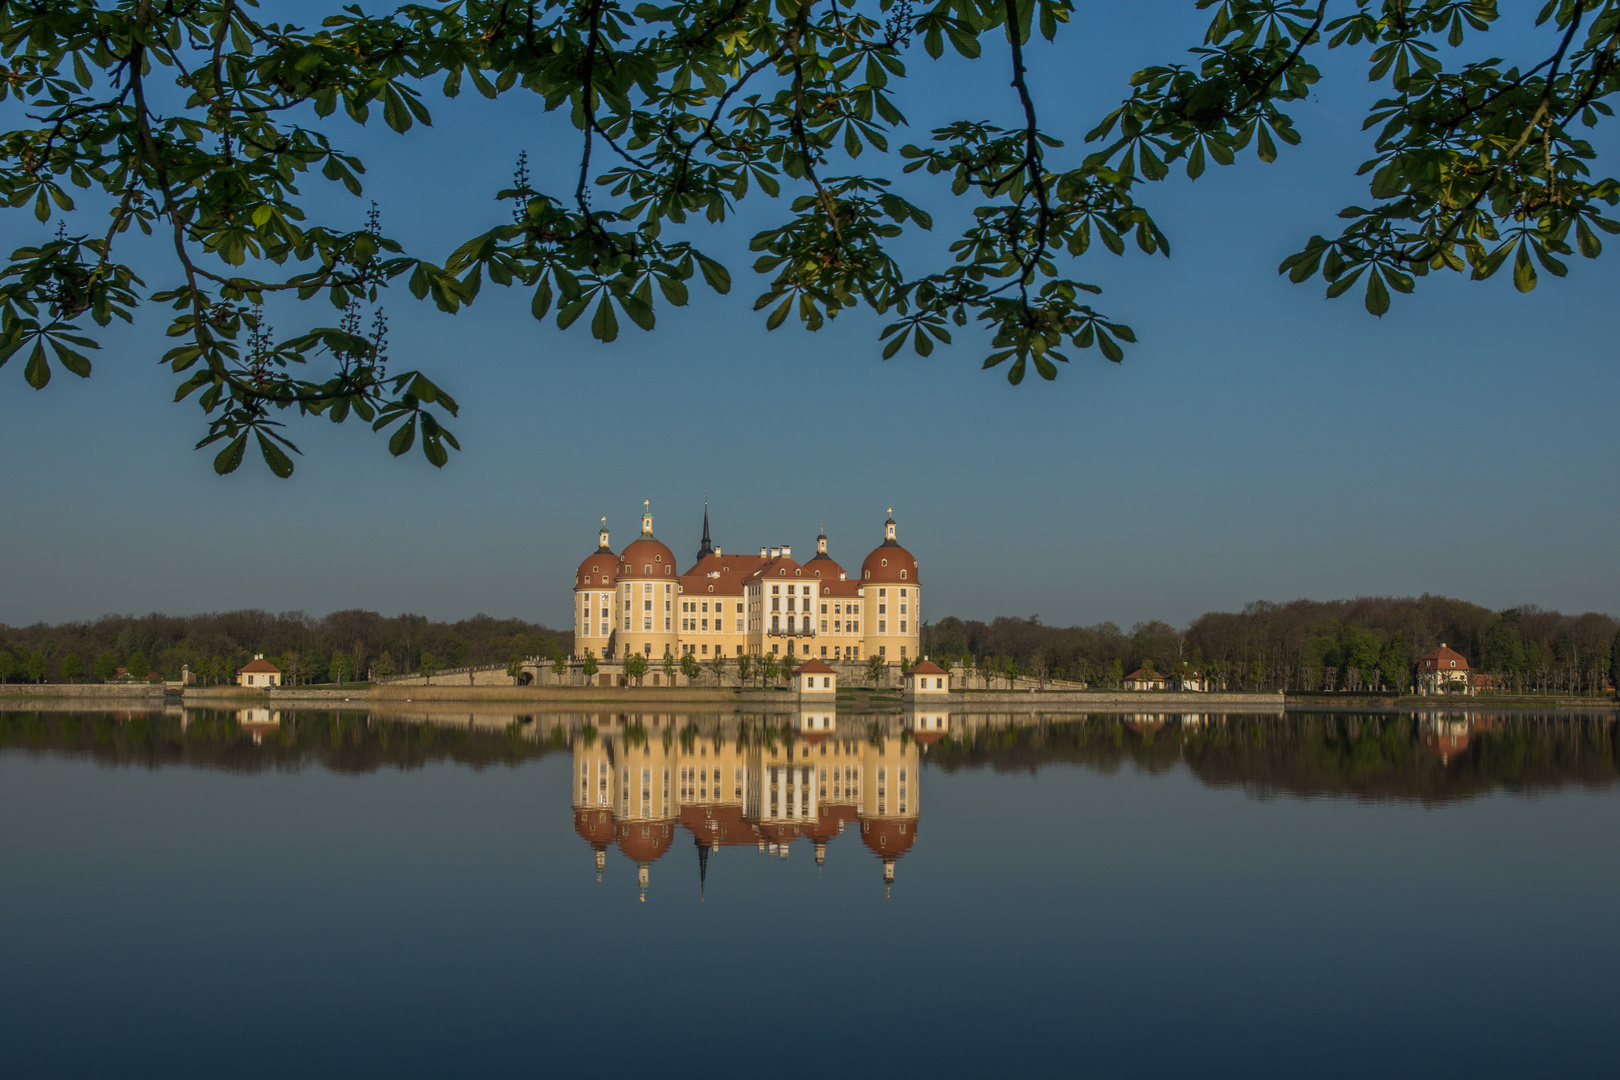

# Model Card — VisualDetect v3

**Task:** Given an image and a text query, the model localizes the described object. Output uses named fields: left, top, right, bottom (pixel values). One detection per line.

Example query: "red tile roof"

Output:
left=793, top=658, right=835, bottom=675
left=1417, top=645, right=1470, bottom=671
left=908, top=660, right=946, bottom=676
left=238, top=657, right=281, bottom=674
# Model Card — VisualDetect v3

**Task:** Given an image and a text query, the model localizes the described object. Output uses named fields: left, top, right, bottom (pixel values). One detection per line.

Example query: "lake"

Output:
left=2, top=705, right=1617, bottom=1078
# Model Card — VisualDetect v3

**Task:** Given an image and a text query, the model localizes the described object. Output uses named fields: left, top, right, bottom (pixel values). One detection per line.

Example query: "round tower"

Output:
left=574, top=517, right=617, bottom=660
left=616, top=502, right=680, bottom=665
left=860, top=510, right=921, bottom=665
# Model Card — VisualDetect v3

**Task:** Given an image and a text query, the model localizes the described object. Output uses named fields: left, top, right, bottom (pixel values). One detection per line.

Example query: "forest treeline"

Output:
left=0, top=610, right=572, bottom=685
left=923, top=595, right=1620, bottom=694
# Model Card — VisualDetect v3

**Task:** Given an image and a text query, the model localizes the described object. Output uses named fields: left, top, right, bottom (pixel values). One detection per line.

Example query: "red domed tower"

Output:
left=574, top=518, right=617, bottom=659
left=616, top=502, right=680, bottom=664
left=859, top=510, right=921, bottom=666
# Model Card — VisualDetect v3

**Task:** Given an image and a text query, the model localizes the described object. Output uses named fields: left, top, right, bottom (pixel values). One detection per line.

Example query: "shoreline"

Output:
left=0, top=683, right=1612, bottom=711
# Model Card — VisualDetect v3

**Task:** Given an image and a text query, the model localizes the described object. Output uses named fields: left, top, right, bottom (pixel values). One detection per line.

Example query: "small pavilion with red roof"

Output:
left=904, top=659, right=949, bottom=696
left=793, top=657, right=837, bottom=695
left=236, top=654, right=282, bottom=688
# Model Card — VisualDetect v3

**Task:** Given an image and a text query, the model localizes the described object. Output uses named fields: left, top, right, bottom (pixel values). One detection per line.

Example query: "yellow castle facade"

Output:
left=573, top=504, right=922, bottom=666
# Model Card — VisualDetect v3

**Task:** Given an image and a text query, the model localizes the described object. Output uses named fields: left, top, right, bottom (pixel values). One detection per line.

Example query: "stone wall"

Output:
left=0, top=683, right=166, bottom=699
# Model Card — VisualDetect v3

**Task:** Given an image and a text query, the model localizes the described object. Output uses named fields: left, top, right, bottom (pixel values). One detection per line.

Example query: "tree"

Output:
left=419, top=652, right=439, bottom=685
left=9, top=2, right=1614, bottom=476
left=709, top=652, right=730, bottom=688
left=625, top=653, right=649, bottom=686
left=1612, top=629, right=1620, bottom=700
left=737, top=654, right=754, bottom=688
left=680, top=652, right=701, bottom=684
left=59, top=652, right=83, bottom=683
left=662, top=651, right=677, bottom=685
left=25, top=651, right=48, bottom=683
left=551, top=650, right=568, bottom=683
left=92, top=650, right=117, bottom=683
left=0, top=650, right=16, bottom=683
left=375, top=651, right=395, bottom=681
left=506, top=653, right=525, bottom=684
left=126, top=650, right=149, bottom=682
left=330, top=652, right=350, bottom=685
left=582, top=653, right=600, bottom=682
left=761, top=652, right=780, bottom=688
left=866, top=655, right=887, bottom=688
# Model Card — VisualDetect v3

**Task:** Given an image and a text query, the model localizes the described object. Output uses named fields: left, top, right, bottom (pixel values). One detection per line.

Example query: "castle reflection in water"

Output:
left=572, top=710, right=950, bottom=899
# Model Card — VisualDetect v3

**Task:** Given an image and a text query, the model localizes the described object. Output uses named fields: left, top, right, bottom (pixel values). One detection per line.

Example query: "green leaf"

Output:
left=765, top=295, right=792, bottom=331
left=50, top=339, right=92, bottom=377
left=1512, top=243, right=1537, bottom=293
left=256, top=432, right=294, bottom=477
left=389, top=417, right=417, bottom=457
left=23, top=341, right=49, bottom=388
left=531, top=277, right=553, bottom=319
left=696, top=255, right=731, bottom=294
left=1364, top=267, right=1390, bottom=315
left=591, top=296, right=620, bottom=342
left=214, top=433, right=247, bottom=474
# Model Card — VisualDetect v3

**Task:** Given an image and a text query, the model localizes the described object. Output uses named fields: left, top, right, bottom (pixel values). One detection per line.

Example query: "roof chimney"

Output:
left=760, top=546, right=767, bottom=558
left=713, top=547, right=721, bottom=556
left=781, top=545, right=791, bottom=558
left=769, top=547, right=780, bottom=559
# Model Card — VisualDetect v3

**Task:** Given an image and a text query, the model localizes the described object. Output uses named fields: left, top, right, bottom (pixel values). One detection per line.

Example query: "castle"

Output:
left=574, top=504, right=921, bottom=665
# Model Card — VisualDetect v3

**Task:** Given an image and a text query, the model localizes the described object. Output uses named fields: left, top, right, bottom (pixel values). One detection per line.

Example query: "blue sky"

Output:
left=2, top=1, right=1615, bottom=630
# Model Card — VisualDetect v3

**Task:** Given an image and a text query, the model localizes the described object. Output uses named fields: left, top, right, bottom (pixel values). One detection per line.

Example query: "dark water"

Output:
left=2, top=706, right=1617, bottom=1079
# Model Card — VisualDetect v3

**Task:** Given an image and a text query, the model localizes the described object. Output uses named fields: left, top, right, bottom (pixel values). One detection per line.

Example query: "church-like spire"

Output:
left=696, top=837, right=709, bottom=900
left=696, top=497, right=713, bottom=561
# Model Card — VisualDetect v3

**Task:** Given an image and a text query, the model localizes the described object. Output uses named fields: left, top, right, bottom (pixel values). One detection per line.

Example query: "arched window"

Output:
left=900, top=569, right=906, bottom=579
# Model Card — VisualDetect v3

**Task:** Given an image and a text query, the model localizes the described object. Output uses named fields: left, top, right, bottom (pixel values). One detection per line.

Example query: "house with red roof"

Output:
left=1416, top=644, right=1470, bottom=695
left=236, top=654, right=282, bottom=688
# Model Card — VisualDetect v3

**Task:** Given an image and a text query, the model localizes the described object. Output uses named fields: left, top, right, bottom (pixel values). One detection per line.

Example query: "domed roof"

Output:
left=573, top=807, right=616, bottom=847
left=616, top=819, right=676, bottom=862
left=860, top=817, right=916, bottom=858
left=620, top=536, right=677, bottom=577
left=861, top=545, right=918, bottom=583
left=860, top=516, right=918, bottom=583
left=576, top=547, right=616, bottom=587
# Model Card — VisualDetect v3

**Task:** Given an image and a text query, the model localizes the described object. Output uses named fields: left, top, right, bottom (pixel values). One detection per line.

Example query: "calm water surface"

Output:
left=2, top=705, right=1617, bottom=1078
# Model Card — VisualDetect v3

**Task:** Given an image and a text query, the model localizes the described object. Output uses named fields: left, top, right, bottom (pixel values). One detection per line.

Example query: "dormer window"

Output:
left=644, top=564, right=651, bottom=574
left=881, top=558, right=888, bottom=567
left=900, top=570, right=906, bottom=579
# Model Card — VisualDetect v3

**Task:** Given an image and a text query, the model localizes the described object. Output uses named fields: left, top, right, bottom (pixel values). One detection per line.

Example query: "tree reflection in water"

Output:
left=3, top=706, right=1614, bottom=895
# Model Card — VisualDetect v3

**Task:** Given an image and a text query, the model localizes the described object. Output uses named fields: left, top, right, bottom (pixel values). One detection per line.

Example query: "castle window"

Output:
left=655, top=554, right=661, bottom=561
left=644, top=564, right=651, bottom=574
left=900, top=570, right=906, bottom=579
left=881, top=558, right=888, bottom=567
